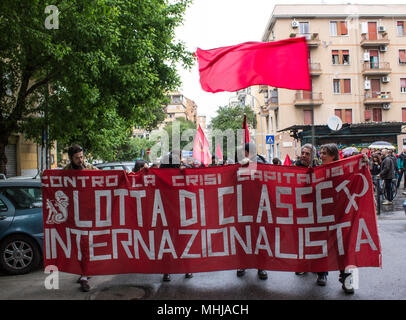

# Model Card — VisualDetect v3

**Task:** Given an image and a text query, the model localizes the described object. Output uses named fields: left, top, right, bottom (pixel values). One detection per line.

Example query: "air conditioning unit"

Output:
left=382, top=103, right=391, bottom=110
left=379, top=45, right=387, bottom=52
left=363, top=52, right=370, bottom=61
left=378, top=26, right=386, bottom=32
left=382, top=76, right=390, bottom=83
left=364, top=80, right=371, bottom=90
left=292, top=20, right=299, bottom=28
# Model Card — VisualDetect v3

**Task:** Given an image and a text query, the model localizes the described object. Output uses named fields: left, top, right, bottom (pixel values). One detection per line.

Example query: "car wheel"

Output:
left=0, top=234, right=41, bottom=275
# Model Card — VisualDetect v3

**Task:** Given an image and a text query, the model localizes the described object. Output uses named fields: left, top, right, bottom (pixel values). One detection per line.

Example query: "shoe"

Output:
left=295, top=272, right=306, bottom=275
left=162, top=274, right=171, bottom=282
left=317, top=274, right=327, bottom=286
left=339, top=273, right=355, bottom=294
left=258, top=269, right=268, bottom=280
left=402, top=191, right=406, bottom=195
left=76, top=276, right=91, bottom=284
left=185, top=273, right=193, bottom=279
left=79, top=279, right=90, bottom=292
left=382, top=200, right=392, bottom=205
left=236, top=269, right=246, bottom=277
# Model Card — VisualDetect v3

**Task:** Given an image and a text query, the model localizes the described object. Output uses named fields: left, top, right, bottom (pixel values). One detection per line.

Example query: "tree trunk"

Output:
left=0, top=134, right=9, bottom=176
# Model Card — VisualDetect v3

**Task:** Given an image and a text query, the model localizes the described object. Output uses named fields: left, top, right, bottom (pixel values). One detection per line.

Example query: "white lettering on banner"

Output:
left=89, top=230, right=111, bottom=261
left=44, top=220, right=379, bottom=262
left=152, top=190, right=167, bottom=227
left=237, top=185, right=254, bottom=223
left=315, top=181, right=335, bottom=223
left=218, top=187, right=235, bottom=225
left=73, top=191, right=92, bottom=227
left=355, top=218, right=378, bottom=252
left=114, top=189, right=128, bottom=226
left=305, top=227, right=327, bottom=259
left=130, top=190, right=146, bottom=227
left=276, top=187, right=293, bottom=224
left=256, top=184, right=272, bottom=223
left=112, top=229, right=133, bottom=259
left=179, top=190, right=198, bottom=227
left=172, top=174, right=222, bottom=187
left=95, top=190, right=112, bottom=227
left=295, top=187, right=314, bottom=224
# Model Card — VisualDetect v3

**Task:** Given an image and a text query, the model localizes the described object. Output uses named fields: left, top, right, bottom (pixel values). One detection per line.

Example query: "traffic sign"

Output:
left=266, top=135, right=275, bottom=144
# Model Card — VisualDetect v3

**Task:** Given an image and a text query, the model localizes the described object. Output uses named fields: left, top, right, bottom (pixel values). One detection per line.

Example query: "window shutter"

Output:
left=345, top=109, right=352, bottom=123
left=340, top=21, right=348, bottom=35
left=400, top=50, right=406, bottom=63
left=402, top=108, right=406, bottom=122
left=344, top=79, right=351, bottom=93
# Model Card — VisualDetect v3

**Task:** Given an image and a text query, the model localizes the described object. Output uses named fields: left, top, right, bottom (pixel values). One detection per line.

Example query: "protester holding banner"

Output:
left=159, top=151, right=193, bottom=281
left=63, top=144, right=97, bottom=292
left=293, top=143, right=316, bottom=276
left=294, top=144, right=317, bottom=168
left=236, top=142, right=269, bottom=281
left=319, top=143, right=355, bottom=294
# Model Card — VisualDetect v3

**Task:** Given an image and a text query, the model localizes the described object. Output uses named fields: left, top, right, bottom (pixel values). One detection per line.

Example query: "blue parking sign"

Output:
left=266, top=135, right=275, bottom=144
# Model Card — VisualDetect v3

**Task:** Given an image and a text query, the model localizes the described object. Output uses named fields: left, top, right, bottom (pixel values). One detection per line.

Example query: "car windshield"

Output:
left=0, top=187, right=42, bottom=209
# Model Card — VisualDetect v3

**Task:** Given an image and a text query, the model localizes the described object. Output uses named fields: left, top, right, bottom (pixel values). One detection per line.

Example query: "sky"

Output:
left=174, top=0, right=406, bottom=124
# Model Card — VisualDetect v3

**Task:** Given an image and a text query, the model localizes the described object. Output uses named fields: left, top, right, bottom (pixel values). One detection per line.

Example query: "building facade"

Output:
left=254, top=4, right=406, bottom=161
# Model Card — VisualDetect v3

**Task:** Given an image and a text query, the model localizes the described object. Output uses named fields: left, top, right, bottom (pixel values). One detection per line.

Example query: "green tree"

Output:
left=0, top=0, right=193, bottom=174
left=163, top=118, right=196, bottom=151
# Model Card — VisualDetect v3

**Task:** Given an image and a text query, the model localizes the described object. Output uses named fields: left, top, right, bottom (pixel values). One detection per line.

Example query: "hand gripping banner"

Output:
left=42, top=154, right=381, bottom=276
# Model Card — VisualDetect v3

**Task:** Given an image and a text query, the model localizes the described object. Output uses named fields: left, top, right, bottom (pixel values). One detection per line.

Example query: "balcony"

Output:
left=294, top=91, right=323, bottom=106
left=310, top=62, right=322, bottom=76
left=362, top=62, right=391, bottom=75
left=262, top=96, right=278, bottom=111
left=298, top=33, right=320, bottom=48
left=363, top=91, right=392, bottom=105
left=360, top=33, right=389, bottom=47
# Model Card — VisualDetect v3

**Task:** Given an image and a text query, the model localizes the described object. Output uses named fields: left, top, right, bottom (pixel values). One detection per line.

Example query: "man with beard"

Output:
left=63, top=144, right=97, bottom=292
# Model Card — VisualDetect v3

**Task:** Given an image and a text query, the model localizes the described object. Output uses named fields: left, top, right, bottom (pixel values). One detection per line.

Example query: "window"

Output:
left=299, top=22, right=309, bottom=34
left=303, top=109, right=313, bottom=125
left=0, top=199, right=7, bottom=212
left=330, top=21, right=348, bottom=36
left=401, top=78, right=406, bottom=93
left=372, top=108, right=382, bottom=122
left=397, top=21, right=406, bottom=36
left=400, top=50, right=406, bottom=64
left=334, top=109, right=353, bottom=124
left=333, top=79, right=351, bottom=94
left=0, top=187, right=42, bottom=209
left=332, top=50, right=350, bottom=65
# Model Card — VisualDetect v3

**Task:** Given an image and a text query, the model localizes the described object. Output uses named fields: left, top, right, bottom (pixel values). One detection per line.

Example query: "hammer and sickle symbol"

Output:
left=335, top=173, right=369, bottom=214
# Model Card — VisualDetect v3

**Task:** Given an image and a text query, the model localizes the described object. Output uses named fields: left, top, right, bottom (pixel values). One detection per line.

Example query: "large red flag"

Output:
left=193, top=125, right=212, bottom=166
left=243, top=114, right=250, bottom=143
left=196, top=37, right=311, bottom=93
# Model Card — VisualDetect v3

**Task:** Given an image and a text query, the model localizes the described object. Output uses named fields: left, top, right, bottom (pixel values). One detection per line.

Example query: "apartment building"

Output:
left=161, top=92, right=198, bottom=128
left=255, top=4, right=406, bottom=161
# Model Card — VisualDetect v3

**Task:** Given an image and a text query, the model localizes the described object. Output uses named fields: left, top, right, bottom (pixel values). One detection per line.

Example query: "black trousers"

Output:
left=384, top=178, right=393, bottom=201
left=397, top=170, right=406, bottom=188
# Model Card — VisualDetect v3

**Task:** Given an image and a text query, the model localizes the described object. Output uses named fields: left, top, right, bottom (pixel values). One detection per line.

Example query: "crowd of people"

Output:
left=63, top=141, right=399, bottom=294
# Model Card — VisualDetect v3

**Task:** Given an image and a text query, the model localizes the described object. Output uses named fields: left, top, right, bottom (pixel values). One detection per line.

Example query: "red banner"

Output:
left=42, top=155, right=381, bottom=276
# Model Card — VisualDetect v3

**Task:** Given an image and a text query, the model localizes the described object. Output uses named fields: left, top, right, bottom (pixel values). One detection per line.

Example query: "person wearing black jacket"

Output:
left=378, top=148, right=395, bottom=205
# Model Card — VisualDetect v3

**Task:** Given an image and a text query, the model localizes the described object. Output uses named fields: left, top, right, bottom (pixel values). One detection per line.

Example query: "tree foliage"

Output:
left=0, top=0, right=193, bottom=173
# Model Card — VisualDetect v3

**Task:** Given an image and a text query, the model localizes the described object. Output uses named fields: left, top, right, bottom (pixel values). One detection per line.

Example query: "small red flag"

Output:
left=215, top=143, right=223, bottom=162
left=283, top=154, right=292, bottom=166
left=193, top=125, right=212, bottom=166
left=243, top=114, right=250, bottom=143
left=196, top=37, right=311, bottom=93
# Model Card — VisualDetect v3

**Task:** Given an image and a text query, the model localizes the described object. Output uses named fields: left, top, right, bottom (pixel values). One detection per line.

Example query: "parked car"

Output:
left=0, top=179, right=43, bottom=275
left=95, top=161, right=135, bottom=172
